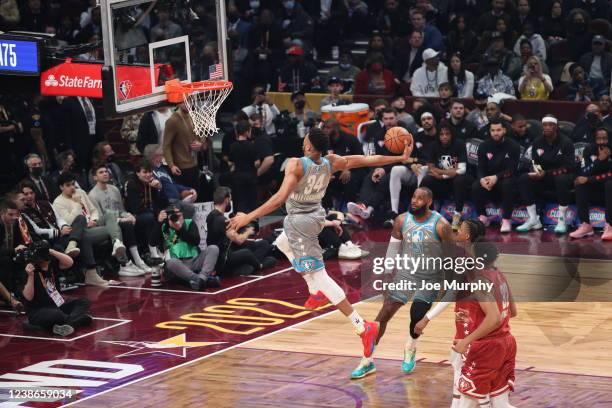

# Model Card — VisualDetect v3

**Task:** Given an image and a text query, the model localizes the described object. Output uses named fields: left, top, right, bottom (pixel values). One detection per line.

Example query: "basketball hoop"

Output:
left=165, top=79, right=233, bottom=140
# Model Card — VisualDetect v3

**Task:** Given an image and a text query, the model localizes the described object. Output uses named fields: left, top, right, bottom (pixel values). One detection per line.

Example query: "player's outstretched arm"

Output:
left=327, top=138, right=413, bottom=172
left=227, top=158, right=302, bottom=231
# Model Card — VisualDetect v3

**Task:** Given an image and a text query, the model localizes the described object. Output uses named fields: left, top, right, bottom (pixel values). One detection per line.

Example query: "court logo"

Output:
left=44, top=75, right=59, bottom=87
left=101, top=334, right=225, bottom=359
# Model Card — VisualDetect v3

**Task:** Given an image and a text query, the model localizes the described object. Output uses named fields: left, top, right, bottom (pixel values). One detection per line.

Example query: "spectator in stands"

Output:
left=466, top=91, right=490, bottom=130
left=250, top=114, right=277, bottom=188
left=19, top=242, right=93, bottom=337
left=306, top=0, right=347, bottom=58
left=376, top=0, right=406, bottom=40
left=247, top=9, right=284, bottom=88
left=59, top=96, right=97, bottom=175
left=566, top=9, right=592, bottom=61
left=150, top=5, right=182, bottom=42
left=510, top=114, right=539, bottom=148
left=579, top=36, right=612, bottom=88
left=410, top=49, right=448, bottom=97
left=0, top=95, right=26, bottom=188
left=477, top=0, right=512, bottom=33
left=151, top=205, right=220, bottom=290
left=601, top=95, right=612, bottom=128
left=323, top=118, right=364, bottom=208
left=476, top=57, right=515, bottom=97
left=512, top=0, right=538, bottom=34
left=145, top=144, right=197, bottom=215
left=89, top=164, right=151, bottom=276
left=569, top=0, right=610, bottom=20
left=206, top=187, right=276, bottom=276
left=391, top=95, right=418, bottom=134
left=90, top=142, right=124, bottom=192
left=436, top=83, right=454, bottom=119
left=242, top=86, right=280, bottom=136
left=479, top=101, right=513, bottom=139
left=163, top=103, right=203, bottom=190
left=410, top=9, right=443, bottom=51
left=518, top=40, right=550, bottom=75
left=366, top=33, right=395, bottom=69
left=518, top=56, right=553, bottom=100
left=572, top=104, right=606, bottom=143
left=20, top=0, right=45, bottom=32
left=495, top=16, right=517, bottom=51
left=347, top=108, right=402, bottom=221
left=23, top=153, right=54, bottom=202
left=471, top=119, right=521, bottom=233
left=421, top=124, right=469, bottom=230
left=327, top=52, right=360, bottom=94
left=320, top=77, right=345, bottom=108
left=280, top=0, right=314, bottom=50
left=344, top=0, right=369, bottom=37
left=396, top=29, right=425, bottom=86
left=289, top=91, right=318, bottom=138
left=540, top=1, right=565, bottom=42
left=278, top=45, right=320, bottom=93
left=486, top=31, right=522, bottom=81
left=446, top=100, right=478, bottom=141
left=19, top=181, right=80, bottom=258
left=226, top=121, right=260, bottom=213
left=227, top=5, right=252, bottom=48
left=570, top=127, right=612, bottom=240
left=567, top=63, right=607, bottom=102
left=0, top=0, right=20, bottom=31
left=355, top=55, right=397, bottom=96
left=447, top=52, right=475, bottom=99
left=53, top=172, right=124, bottom=287
left=445, top=15, right=478, bottom=63
left=48, top=150, right=85, bottom=196
left=125, top=160, right=167, bottom=258
left=517, top=115, right=575, bottom=234
left=136, top=107, right=173, bottom=154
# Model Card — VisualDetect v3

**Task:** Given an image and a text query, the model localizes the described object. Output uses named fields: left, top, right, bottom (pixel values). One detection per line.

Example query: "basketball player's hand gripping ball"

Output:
left=384, top=126, right=414, bottom=160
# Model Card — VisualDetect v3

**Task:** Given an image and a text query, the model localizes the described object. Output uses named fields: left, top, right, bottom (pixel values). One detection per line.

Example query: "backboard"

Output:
left=100, top=0, right=228, bottom=117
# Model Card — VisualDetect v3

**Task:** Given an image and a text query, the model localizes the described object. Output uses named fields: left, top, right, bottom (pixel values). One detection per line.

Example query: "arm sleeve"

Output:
left=22, top=214, right=56, bottom=240
left=383, top=236, right=402, bottom=275
left=425, top=301, right=452, bottom=321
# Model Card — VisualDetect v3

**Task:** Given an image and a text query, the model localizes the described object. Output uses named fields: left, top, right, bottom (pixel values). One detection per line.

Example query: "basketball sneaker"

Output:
left=452, top=212, right=461, bottom=231
left=554, top=218, right=567, bottom=234
left=569, top=223, right=594, bottom=239
left=478, top=215, right=490, bottom=227
left=602, top=223, right=612, bottom=241
left=516, top=216, right=543, bottom=232
left=347, top=202, right=372, bottom=220
left=304, top=291, right=329, bottom=310
left=360, top=321, right=379, bottom=358
left=350, top=357, right=376, bottom=379
left=402, top=346, right=417, bottom=373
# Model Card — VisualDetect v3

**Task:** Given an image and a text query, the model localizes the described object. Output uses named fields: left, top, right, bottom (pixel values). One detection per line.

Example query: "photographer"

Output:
left=518, top=56, right=553, bottom=100
left=150, top=205, right=220, bottom=290
left=19, top=241, right=92, bottom=337
left=242, top=86, right=280, bottom=136
left=206, top=187, right=276, bottom=277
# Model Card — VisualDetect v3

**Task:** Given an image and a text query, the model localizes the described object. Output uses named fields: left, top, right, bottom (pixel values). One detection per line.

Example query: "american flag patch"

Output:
left=209, top=63, right=223, bottom=79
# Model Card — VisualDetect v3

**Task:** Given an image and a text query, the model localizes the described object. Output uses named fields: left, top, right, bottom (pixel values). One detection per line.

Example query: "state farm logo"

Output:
left=44, top=74, right=102, bottom=89
left=45, top=74, right=59, bottom=87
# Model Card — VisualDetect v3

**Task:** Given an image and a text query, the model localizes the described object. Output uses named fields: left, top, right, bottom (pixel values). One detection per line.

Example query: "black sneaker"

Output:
left=206, top=275, right=221, bottom=288
left=323, top=247, right=338, bottom=260
left=69, top=314, right=93, bottom=328
left=261, top=256, right=278, bottom=270
left=189, top=276, right=205, bottom=291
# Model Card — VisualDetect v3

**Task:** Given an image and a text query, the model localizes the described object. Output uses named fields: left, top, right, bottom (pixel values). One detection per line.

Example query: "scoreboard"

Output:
left=0, top=36, right=40, bottom=75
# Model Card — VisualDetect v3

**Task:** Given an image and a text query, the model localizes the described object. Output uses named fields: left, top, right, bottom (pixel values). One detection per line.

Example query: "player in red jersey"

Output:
left=453, top=239, right=517, bottom=408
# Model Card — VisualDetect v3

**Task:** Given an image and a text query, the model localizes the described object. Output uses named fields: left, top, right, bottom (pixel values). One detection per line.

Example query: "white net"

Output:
left=182, top=82, right=233, bottom=140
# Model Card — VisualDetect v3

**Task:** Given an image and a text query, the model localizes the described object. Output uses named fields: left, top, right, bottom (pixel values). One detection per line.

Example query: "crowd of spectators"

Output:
left=1, top=0, right=612, bottom=336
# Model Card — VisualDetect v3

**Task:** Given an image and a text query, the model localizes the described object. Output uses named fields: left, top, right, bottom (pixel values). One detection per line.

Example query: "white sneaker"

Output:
left=135, top=261, right=153, bottom=273
left=516, top=217, right=543, bottom=232
left=338, top=242, right=370, bottom=259
left=112, top=239, right=126, bottom=259
left=118, top=261, right=145, bottom=277
left=84, top=269, right=109, bottom=287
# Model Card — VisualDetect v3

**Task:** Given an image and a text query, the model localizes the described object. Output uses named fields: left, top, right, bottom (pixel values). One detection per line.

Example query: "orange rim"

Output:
left=165, top=79, right=233, bottom=103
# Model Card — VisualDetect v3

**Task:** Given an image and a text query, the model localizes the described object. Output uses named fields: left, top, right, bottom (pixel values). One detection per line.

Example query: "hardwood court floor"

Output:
left=77, top=253, right=612, bottom=407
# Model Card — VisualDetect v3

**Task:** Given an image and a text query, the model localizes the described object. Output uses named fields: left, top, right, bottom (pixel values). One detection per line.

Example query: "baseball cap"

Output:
left=422, top=48, right=440, bottom=61
left=287, top=45, right=304, bottom=55
left=592, top=35, right=606, bottom=44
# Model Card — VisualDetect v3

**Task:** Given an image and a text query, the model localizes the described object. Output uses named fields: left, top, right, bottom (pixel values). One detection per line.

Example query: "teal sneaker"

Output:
left=554, top=219, right=567, bottom=234
left=350, top=359, right=376, bottom=379
left=402, top=347, right=416, bottom=373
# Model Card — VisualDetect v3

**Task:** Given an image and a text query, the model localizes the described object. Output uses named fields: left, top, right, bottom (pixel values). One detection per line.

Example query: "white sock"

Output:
left=348, top=310, right=366, bottom=334
left=129, top=246, right=144, bottom=265
left=558, top=205, right=567, bottom=222
left=149, top=245, right=161, bottom=258
left=302, top=274, right=318, bottom=295
left=526, top=204, right=537, bottom=221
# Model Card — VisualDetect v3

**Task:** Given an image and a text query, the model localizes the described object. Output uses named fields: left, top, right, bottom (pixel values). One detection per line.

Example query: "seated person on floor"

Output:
left=18, top=240, right=92, bottom=337
left=206, top=187, right=276, bottom=277
left=53, top=173, right=125, bottom=287
left=150, top=205, right=220, bottom=290
left=319, top=211, right=369, bottom=260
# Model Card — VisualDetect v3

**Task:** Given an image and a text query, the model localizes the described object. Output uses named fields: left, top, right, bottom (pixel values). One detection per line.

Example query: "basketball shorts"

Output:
left=284, top=209, right=326, bottom=274
left=458, top=334, right=517, bottom=399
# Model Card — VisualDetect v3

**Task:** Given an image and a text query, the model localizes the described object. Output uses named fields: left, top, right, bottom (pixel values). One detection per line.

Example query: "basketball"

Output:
left=384, top=126, right=412, bottom=154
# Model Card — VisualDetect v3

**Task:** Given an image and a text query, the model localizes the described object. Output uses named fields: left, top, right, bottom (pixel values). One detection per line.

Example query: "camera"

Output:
left=165, top=206, right=181, bottom=222
left=14, top=241, right=51, bottom=264
left=273, top=110, right=300, bottom=137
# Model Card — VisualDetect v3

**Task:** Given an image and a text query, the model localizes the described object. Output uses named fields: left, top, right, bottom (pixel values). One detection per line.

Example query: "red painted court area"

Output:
left=0, top=227, right=610, bottom=407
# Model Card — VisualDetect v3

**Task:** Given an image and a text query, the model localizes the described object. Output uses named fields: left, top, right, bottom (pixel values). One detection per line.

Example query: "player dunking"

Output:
left=228, top=128, right=412, bottom=357
left=453, top=240, right=517, bottom=408
left=351, top=187, right=454, bottom=379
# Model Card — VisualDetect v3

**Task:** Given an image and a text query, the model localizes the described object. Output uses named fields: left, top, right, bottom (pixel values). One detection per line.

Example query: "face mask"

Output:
left=224, top=200, right=234, bottom=217
left=340, top=63, right=351, bottom=70
left=30, top=167, right=43, bottom=178
left=284, top=1, right=295, bottom=10
left=371, top=63, right=383, bottom=73
left=249, top=0, right=260, bottom=9
left=294, top=100, right=306, bottom=110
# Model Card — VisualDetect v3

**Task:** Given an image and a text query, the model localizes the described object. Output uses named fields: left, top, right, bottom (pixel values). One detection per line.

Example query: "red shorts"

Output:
left=458, top=334, right=516, bottom=399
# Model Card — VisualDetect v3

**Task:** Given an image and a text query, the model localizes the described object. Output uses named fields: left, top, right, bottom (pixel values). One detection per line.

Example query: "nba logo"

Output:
left=118, top=80, right=133, bottom=100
